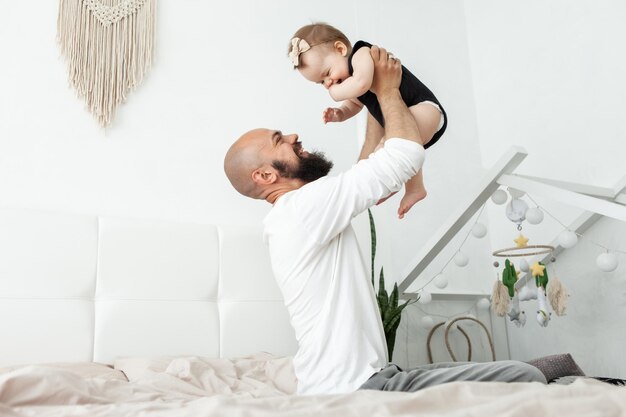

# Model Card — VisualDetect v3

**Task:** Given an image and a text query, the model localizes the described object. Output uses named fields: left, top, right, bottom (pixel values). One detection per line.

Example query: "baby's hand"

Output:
left=323, top=107, right=345, bottom=124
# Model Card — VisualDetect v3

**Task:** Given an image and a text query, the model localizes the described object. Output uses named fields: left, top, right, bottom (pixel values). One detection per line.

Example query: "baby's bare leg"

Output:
left=397, top=103, right=443, bottom=219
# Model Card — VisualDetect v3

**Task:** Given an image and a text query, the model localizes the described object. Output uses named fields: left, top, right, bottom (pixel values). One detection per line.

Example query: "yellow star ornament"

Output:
left=514, top=234, right=529, bottom=248
left=530, top=262, right=546, bottom=277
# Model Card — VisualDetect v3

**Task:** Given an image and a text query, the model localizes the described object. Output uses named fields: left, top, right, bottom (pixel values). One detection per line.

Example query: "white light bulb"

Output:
left=418, top=291, right=432, bottom=304
left=434, top=274, right=448, bottom=289
left=464, top=314, right=476, bottom=327
left=445, top=320, right=458, bottom=332
left=471, top=223, right=487, bottom=238
left=596, top=252, right=618, bottom=272
left=508, top=187, right=526, bottom=199
left=525, top=207, right=544, bottom=225
left=477, top=298, right=491, bottom=310
left=558, top=230, right=578, bottom=249
left=491, top=189, right=508, bottom=205
left=454, top=252, right=469, bottom=267
left=421, top=316, right=434, bottom=329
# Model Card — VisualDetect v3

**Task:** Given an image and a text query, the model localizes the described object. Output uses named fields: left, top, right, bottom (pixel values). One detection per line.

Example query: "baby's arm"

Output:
left=328, top=47, right=374, bottom=102
left=323, top=99, right=363, bottom=124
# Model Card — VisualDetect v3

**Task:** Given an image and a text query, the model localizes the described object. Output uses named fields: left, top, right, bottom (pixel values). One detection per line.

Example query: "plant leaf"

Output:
left=384, top=310, right=403, bottom=335
left=390, top=283, right=399, bottom=309
left=383, top=306, right=402, bottom=330
left=378, top=268, right=388, bottom=314
left=383, top=300, right=410, bottom=329
left=386, top=330, right=397, bottom=362
left=368, top=209, right=376, bottom=288
left=366, top=208, right=407, bottom=362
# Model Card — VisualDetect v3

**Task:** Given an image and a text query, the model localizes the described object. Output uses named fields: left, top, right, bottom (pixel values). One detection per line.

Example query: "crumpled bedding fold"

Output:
left=1, top=354, right=624, bottom=417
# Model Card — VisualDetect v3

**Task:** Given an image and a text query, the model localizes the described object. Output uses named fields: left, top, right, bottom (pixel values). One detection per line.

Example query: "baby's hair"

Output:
left=288, top=23, right=352, bottom=68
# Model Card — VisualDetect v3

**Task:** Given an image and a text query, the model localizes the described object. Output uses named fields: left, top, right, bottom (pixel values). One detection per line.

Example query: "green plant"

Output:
left=368, top=209, right=415, bottom=361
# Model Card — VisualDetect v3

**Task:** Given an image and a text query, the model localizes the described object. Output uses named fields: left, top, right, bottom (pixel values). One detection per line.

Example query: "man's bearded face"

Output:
left=272, top=148, right=333, bottom=183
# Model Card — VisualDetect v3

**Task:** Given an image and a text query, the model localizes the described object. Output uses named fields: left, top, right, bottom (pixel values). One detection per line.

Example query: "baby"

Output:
left=288, top=23, right=447, bottom=218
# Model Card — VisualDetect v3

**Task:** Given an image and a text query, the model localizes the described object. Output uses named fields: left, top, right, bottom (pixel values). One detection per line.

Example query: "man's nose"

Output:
left=285, top=133, right=299, bottom=143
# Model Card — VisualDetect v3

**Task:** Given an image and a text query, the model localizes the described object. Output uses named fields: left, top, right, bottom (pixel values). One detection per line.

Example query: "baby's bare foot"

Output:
left=398, top=190, right=427, bottom=219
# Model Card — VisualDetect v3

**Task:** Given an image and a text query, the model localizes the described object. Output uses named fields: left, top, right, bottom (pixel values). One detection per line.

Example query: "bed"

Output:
left=1, top=207, right=624, bottom=416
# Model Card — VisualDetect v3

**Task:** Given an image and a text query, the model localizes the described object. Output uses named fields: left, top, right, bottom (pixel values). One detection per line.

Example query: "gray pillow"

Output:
left=552, top=376, right=626, bottom=386
left=526, top=353, right=585, bottom=382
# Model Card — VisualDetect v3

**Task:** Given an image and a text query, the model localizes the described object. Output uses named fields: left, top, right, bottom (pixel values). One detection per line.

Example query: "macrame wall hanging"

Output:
left=57, top=0, right=156, bottom=127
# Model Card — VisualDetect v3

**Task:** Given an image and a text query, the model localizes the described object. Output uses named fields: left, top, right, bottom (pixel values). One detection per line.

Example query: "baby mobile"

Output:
left=489, top=188, right=569, bottom=327
left=412, top=185, right=622, bottom=336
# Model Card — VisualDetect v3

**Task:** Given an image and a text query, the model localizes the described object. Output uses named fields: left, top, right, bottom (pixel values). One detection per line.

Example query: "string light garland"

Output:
left=408, top=203, right=492, bottom=329
left=526, top=195, right=626, bottom=256
left=412, top=203, right=488, bottom=295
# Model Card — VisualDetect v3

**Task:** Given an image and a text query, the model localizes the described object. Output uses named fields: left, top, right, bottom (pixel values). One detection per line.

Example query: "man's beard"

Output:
left=272, top=151, right=334, bottom=183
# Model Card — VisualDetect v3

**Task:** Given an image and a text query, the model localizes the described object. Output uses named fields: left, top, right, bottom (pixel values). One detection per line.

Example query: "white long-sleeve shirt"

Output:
left=263, top=138, right=425, bottom=395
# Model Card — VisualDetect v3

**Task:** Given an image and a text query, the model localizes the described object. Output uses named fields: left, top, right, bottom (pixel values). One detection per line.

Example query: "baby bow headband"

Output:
left=289, top=37, right=311, bottom=67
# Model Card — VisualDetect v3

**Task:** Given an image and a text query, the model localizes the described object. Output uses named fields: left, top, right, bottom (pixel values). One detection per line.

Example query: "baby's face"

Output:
left=298, top=43, right=350, bottom=90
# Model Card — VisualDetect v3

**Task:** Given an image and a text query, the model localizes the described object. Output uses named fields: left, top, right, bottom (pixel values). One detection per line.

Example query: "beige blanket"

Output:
left=1, top=354, right=625, bottom=417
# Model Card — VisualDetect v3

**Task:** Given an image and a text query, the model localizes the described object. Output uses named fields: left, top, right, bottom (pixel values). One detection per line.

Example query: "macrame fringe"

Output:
left=548, top=276, right=568, bottom=316
left=57, top=0, right=156, bottom=126
left=491, top=280, right=510, bottom=317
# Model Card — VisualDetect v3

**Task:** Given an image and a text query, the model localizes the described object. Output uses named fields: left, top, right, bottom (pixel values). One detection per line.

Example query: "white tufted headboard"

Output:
left=0, top=208, right=298, bottom=367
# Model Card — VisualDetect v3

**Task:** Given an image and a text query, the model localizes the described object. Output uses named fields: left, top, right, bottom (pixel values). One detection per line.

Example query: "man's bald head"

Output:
left=224, top=128, right=334, bottom=202
left=223, top=128, right=268, bottom=198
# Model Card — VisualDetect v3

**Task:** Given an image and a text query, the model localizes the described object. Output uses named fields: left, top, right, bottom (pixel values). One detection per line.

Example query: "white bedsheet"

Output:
left=1, top=354, right=625, bottom=417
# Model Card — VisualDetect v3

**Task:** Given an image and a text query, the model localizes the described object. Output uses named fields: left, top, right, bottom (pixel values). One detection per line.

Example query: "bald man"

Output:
left=224, top=47, right=545, bottom=395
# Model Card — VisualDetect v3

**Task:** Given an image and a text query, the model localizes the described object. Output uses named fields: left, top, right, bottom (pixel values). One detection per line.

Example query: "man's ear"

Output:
left=334, top=41, right=348, bottom=57
left=251, top=166, right=278, bottom=185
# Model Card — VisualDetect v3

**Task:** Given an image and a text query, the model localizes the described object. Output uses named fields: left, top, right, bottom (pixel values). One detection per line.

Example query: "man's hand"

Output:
left=323, top=107, right=345, bottom=124
left=369, top=46, right=402, bottom=97
left=368, top=45, right=422, bottom=145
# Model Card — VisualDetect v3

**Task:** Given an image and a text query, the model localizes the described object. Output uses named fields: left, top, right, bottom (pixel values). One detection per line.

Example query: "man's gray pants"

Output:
left=359, top=361, right=546, bottom=392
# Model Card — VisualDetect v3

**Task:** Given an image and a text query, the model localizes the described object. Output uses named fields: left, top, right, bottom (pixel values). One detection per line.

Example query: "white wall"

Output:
left=0, top=0, right=484, bottom=252
left=0, top=0, right=362, bottom=226
left=464, top=0, right=626, bottom=184
left=464, top=0, right=626, bottom=377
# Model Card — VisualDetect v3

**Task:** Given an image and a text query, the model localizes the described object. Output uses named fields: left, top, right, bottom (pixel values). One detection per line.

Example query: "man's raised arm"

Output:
left=369, top=46, right=424, bottom=146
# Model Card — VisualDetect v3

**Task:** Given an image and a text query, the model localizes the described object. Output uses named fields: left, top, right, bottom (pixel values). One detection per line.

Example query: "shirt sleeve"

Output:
left=293, top=138, right=425, bottom=245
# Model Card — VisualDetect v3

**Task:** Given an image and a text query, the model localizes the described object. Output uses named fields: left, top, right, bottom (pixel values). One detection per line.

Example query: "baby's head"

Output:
left=288, top=23, right=352, bottom=90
